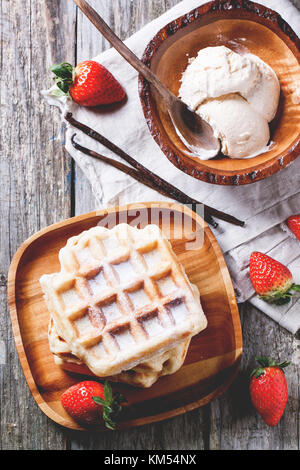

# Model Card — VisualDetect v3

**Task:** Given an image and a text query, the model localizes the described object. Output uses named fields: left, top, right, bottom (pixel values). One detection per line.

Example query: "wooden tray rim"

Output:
left=8, top=202, right=242, bottom=431
left=138, top=0, right=300, bottom=186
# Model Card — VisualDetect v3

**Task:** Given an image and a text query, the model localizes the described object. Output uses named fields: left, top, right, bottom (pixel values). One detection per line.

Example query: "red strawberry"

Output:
left=250, top=357, right=289, bottom=426
left=287, top=215, right=300, bottom=241
left=50, top=60, right=126, bottom=107
left=61, top=380, right=126, bottom=429
left=249, top=251, right=300, bottom=305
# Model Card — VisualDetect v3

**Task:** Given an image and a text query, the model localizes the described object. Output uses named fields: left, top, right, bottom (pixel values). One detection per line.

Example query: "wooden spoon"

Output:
left=73, top=0, right=220, bottom=159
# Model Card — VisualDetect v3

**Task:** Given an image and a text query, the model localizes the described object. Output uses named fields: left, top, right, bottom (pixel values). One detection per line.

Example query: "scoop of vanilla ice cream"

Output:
left=179, top=46, right=280, bottom=159
left=243, top=53, right=280, bottom=122
left=199, top=94, right=270, bottom=158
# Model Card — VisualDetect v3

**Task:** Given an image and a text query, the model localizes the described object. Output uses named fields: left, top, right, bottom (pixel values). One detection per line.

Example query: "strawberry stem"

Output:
left=260, top=283, right=300, bottom=305
left=92, top=380, right=126, bottom=430
left=291, top=284, right=300, bottom=293
left=250, top=356, right=290, bottom=378
left=50, top=62, right=75, bottom=97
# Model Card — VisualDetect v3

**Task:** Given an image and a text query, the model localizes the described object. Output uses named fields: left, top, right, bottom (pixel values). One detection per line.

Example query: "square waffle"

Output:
left=48, top=316, right=192, bottom=388
left=40, top=224, right=207, bottom=379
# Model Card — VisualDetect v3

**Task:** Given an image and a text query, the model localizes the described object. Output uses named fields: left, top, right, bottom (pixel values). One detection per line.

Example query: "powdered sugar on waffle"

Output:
left=40, top=224, right=207, bottom=378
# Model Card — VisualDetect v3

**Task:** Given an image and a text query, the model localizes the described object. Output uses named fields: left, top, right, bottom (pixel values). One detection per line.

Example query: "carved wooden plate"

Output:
left=8, top=202, right=242, bottom=431
left=138, top=0, right=300, bottom=185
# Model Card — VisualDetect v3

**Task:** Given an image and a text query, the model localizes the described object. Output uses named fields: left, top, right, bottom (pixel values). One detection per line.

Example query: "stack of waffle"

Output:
left=40, top=224, right=207, bottom=388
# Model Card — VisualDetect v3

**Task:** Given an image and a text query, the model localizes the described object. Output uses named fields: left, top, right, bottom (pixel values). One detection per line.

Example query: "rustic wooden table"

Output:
left=1, top=0, right=299, bottom=450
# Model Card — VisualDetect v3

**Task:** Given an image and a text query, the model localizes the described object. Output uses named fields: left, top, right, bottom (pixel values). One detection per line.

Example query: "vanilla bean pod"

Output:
left=66, top=112, right=245, bottom=228
left=71, top=135, right=217, bottom=227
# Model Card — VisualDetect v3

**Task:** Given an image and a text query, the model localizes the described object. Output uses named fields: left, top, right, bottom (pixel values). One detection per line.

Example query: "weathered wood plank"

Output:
left=72, top=0, right=300, bottom=451
left=0, top=0, right=76, bottom=449
left=70, top=0, right=210, bottom=450
left=74, top=0, right=184, bottom=217
left=2, top=0, right=299, bottom=450
left=74, top=0, right=111, bottom=216
left=209, top=303, right=300, bottom=450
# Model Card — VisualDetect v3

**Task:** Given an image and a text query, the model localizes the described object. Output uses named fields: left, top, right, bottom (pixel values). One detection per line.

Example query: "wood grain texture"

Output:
left=1, top=0, right=300, bottom=450
left=139, top=0, right=300, bottom=185
left=0, top=0, right=76, bottom=449
left=8, top=203, right=242, bottom=431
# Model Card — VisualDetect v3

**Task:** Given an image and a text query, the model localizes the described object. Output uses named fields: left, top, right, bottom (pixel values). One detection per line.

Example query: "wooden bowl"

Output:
left=138, top=0, right=300, bottom=185
left=8, top=202, right=242, bottom=430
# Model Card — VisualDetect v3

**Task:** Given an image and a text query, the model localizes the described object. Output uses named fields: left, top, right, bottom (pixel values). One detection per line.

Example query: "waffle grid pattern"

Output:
left=40, top=224, right=206, bottom=376
left=48, top=316, right=192, bottom=388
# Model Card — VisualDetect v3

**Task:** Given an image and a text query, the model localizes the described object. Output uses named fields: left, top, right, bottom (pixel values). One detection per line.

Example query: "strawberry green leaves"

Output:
left=50, top=60, right=126, bottom=106
left=249, top=356, right=289, bottom=426
left=61, top=380, right=126, bottom=428
left=249, top=251, right=300, bottom=305
left=50, top=62, right=74, bottom=97
left=92, top=380, right=127, bottom=430
left=250, top=356, right=290, bottom=379
left=262, top=283, right=300, bottom=305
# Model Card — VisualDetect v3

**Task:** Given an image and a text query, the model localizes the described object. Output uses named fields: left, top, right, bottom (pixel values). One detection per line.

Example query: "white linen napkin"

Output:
left=43, top=0, right=300, bottom=334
